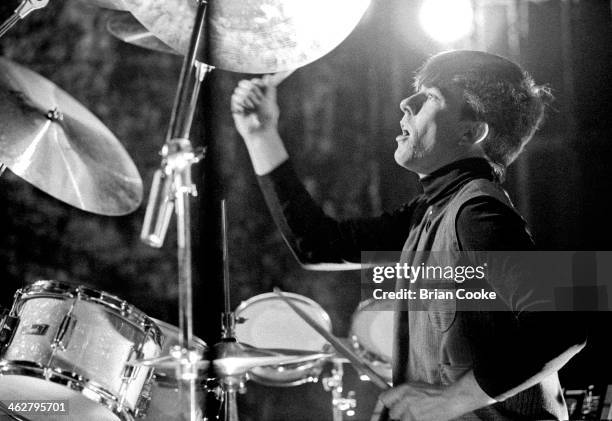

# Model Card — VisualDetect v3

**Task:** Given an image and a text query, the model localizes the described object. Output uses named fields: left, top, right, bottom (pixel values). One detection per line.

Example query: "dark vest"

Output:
left=391, top=178, right=568, bottom=420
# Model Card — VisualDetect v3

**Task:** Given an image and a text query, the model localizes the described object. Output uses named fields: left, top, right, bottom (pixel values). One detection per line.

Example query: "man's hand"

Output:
left=379, top=371, right=496, bottom=421
left=231, top=76, right=280, bottom=140
left=379, top=382, right=452, bottom=421
left=230, top=76, right=289, bottom=175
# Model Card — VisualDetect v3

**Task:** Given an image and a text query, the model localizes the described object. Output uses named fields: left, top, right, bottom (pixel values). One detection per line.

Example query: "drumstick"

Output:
left=273, top=287, right=390, bottom=390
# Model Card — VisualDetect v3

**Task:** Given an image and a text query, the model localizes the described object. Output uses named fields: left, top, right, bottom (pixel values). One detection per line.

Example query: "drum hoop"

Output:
left=17, top=280, right=162, bottom=347
left=349, top=298, right=394, bottom=366
left=235, top=291, right=333, bottom=332
left=348, top=334, right=392, bottom=366
left=0, top=360, right=134, bottom=420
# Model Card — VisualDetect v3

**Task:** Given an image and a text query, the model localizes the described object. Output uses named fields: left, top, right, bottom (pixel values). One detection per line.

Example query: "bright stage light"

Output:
left=419, top=0, right=474, bottom=44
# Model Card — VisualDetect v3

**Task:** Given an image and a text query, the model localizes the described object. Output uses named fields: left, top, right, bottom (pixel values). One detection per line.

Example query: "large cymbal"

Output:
left=123, top=0, right=372, bottom=73
left=0, top=57, right=143, bottom=216
left=107, top=12, right=179, bottom=55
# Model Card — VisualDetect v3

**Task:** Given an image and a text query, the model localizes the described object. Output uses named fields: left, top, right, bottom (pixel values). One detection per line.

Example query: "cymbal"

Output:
left=107, top=12, right=179, bottom=55
left=123, top=0, right=372, bottom=73
left=213, top=340, right=332, bottom=377
left=0, top=58, right=143, bottom=216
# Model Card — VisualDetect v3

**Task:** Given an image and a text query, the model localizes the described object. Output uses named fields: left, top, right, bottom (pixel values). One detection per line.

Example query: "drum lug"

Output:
left=51, top=314, right=76, bottom=351
left=134, top=373, right=153, bottom=419
left=0, top=310, right=20, bottom=353
left=121, top=346, right=143, bottom=381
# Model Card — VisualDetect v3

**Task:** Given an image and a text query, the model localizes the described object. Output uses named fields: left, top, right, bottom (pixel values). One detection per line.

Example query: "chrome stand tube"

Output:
left=140, top=1, right=213, bottom=420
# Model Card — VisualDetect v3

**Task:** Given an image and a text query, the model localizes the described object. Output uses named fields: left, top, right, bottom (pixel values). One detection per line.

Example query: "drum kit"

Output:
left=0, top=0, right=396, bottom=420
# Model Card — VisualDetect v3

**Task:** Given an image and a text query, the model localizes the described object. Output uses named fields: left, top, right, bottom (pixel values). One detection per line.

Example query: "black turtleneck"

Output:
left=420, top=157, right=534, bottom=251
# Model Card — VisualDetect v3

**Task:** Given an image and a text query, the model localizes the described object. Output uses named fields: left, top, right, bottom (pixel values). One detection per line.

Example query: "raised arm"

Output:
left=231, top=77, right=419, bottom=269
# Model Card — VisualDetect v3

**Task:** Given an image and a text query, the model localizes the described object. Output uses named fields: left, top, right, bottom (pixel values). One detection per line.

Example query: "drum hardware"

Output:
left=50, top=309, right=77, bottom=352
left=0, top=309, right=19, bottom=352
left=0, top=0, right=49, bottom=39
left=0, top=280, right=163, bottom=421
left=0, top=57, right=144, bottom=216
left=322, top=360, right=357, bottom=421
left=212, top=202, right=332, bottom=420
left=135, top=0, right=212, bottom=408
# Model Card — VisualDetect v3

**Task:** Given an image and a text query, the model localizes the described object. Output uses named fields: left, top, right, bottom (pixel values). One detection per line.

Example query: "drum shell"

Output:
left=0, top=280, right=162, bottom=421
left=349, top=299, right=394, bottom=383
left=234, top=292, right=332, bottom=387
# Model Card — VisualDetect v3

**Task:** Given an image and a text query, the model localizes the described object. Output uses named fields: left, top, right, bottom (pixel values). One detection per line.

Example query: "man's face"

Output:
left=395, top=84, right=467, bottom=175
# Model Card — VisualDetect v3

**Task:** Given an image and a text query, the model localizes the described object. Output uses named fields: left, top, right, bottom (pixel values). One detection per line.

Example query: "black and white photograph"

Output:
left=1, top=0, right=611, bottom=420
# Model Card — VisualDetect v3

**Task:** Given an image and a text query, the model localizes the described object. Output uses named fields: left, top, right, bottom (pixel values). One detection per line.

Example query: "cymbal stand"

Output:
left=0, top=0, right=49, bottom=39
left=139, top=1, right=212, bottom=421
left=323, top=361, right=356, bottom=421
left=218, top=199, right=244, bottom=421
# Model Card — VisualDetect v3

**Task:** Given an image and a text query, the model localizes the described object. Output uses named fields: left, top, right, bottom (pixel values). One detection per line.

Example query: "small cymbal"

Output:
left=122, top=0, right=372, bottom=73
left=0, top=58, right=143, bottom=215
left=107, top=12, right=179, bottom=55
left=213, top=340, right=332, bottom=377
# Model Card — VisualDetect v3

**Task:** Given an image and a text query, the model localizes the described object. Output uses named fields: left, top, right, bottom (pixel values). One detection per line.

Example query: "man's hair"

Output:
left=415, top=50, right=552, bottom=178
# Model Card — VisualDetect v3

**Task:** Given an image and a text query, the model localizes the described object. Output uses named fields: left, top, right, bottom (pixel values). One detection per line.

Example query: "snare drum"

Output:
left=0, top=280, right=162, bottom=421
left=234, top=292, right=332, bottom=386
left=145, top=318, right=207, bottom=421
left=349, top=299, right=394, bottom=382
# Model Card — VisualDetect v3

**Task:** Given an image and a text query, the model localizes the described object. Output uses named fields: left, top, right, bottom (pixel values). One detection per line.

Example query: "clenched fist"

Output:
left=231, top=76, right=280, bottom=140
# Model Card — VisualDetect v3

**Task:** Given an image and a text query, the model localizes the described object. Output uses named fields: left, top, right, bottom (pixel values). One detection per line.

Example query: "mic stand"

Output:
left=140, top=1, right=213, bottom=420
left=0, top=0, right=49, bottom=39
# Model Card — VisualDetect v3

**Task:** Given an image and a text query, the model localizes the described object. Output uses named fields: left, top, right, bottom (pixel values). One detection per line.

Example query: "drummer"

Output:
left=230, top=50, right=586, bottom=420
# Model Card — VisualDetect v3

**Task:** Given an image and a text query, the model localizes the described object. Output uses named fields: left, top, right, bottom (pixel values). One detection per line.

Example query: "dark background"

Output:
left=1, top=0, right=611, bottom=419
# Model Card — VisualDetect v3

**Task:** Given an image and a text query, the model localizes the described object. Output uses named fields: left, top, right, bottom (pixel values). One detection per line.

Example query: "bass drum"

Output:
left=144, top=319, right=207, bottom=421
left=0, top=280, right=162, bottom=421
left=349, top=299, right=394, bottom=383
left=234, top=292, right=332, bottom=386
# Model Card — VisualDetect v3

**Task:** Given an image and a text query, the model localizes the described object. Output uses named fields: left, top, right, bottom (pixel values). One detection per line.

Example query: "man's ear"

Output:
left=459, top=121, right=489, bottom=145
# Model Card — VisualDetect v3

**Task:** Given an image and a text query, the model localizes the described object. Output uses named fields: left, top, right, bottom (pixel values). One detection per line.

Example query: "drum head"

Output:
left=0, top=375, right=121, bottom=421
left=235, top=292, right=331, bottom=351
left=351, top=299, right=394, bottom=363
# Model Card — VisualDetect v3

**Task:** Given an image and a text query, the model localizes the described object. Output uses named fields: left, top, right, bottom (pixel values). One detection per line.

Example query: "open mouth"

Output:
left=398, top=122, right=411, bottom=139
